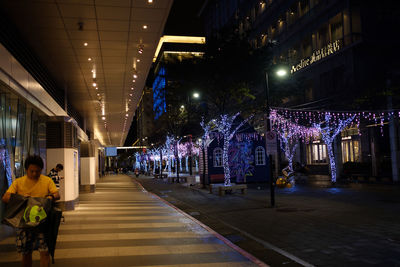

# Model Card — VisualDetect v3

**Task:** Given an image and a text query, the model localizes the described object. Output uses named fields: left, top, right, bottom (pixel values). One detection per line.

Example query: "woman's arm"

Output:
left=1, top=192, right=11, bottom=203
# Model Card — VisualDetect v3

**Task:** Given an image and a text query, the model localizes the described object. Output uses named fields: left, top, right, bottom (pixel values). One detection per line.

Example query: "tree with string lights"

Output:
left=200, top=118, right=213, bottom=186
left=134, top=152, right=140, bottom=170
left=271, top=110, right=318, bottom=173
left=164, top=136, right=174, bottom=177
left=212, top=113, right=253, bottom=186
left=313, top=113, right=355, bottom=183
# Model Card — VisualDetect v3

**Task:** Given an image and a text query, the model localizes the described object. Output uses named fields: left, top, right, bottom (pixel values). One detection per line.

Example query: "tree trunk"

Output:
left=327, top=143, right=336, bottom=183
left=223, top=138, right=231, bottom=186
left=160, top=150, right=163, bottom=175
left=175, top=144, right=180, bottom=183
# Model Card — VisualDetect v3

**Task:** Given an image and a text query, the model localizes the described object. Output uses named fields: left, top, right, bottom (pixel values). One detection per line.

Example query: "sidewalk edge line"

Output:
left=131, top=178, right=269, bottom=267
left=216, top=219, right=315, bottom=267
left=168, top=179, right=315, bottom=266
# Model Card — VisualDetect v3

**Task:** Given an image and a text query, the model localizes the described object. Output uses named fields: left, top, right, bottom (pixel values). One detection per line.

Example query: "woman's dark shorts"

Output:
left=16, top=229, right=48, bottom=255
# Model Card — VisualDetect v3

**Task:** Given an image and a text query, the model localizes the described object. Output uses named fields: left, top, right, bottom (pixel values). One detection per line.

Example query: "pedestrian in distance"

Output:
left=2, top=155, right=60, bottom=267
left=47, top=163, right=63, bottom=189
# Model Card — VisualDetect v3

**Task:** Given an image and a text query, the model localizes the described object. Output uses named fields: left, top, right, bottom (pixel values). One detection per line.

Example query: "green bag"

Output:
left=2, top=194, right=51, bottom=229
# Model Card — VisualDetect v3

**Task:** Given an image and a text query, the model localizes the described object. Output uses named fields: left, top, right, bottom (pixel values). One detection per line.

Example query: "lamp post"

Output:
left=265, top=68, right=287, bottom=207
left=187, top=92, right=200, bottom=177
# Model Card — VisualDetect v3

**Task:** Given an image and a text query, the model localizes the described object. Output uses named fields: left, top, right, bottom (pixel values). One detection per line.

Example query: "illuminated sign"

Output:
left=105, top=147, right=117, bottom=157
left=153, top=67, right=166, bottom=120
left=291, top=40, right=342, bottom=74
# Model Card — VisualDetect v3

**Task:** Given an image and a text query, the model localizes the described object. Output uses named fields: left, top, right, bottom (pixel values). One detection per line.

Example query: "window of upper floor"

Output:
left=213, top=147, right=223, bottom=167
left=255, top=146, right=266, bottom=165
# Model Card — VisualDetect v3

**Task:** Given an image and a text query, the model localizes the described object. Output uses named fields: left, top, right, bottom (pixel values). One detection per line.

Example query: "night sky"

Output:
left=163, top=0, right=205, bottom=36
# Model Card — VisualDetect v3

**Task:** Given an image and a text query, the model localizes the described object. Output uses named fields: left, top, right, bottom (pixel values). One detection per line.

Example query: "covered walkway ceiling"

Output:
left=1, top=0, right=173, bottom=146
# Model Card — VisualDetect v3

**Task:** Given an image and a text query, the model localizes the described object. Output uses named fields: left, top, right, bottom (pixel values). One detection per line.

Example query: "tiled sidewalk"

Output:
left=135, top=176, right=400, bottom=267
left=0, top=175, right=264, bottom=267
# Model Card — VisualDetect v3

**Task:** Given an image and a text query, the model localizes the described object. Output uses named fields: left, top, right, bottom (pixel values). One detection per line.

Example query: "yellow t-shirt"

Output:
left=6, top=175, right=58, bottom=198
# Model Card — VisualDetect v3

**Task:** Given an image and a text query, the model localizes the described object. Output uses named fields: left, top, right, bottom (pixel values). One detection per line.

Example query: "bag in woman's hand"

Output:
left=2, top=194, right=52, bottom=228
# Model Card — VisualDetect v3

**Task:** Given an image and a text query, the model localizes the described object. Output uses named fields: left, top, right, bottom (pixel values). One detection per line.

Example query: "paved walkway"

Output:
left=135, top=175, right=400, bottom=267
left=0, top=175, right=264, bottom=267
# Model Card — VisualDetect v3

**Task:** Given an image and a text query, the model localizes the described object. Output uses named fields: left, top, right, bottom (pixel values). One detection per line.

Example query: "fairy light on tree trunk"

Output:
left=313, top=113, right=355, bottom=183
left=212, top=113, right=253, bottom=186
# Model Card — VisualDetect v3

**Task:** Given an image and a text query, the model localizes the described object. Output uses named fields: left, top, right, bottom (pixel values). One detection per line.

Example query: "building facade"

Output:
left=200, top=0, right=400, bottom=182
left=150, top=36, right=206, bottom=141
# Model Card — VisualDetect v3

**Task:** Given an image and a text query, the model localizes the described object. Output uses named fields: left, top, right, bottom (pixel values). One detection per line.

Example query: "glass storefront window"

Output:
left=301, top=36, right=313, bottom=57
left=0, top=81, right=46, bottom=181
left=277, top=17, right=286, bottom=34
left=330, top=13, right=343, bottom=42
left=341, top=139, right=361, bottom=163
left=307, top=142, right=328, bottom=164
left=287, top=2, right=298, bottom=27
left=310, top=0, right=320, bottom=8
left=299, top=0, right=310, bottom=17
left=317, top=24, right=329, bottom=49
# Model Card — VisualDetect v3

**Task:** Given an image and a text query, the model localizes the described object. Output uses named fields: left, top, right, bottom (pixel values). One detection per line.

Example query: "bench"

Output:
left=154, top=173, right=168, bottom=179
left=169, top=177, right=194, bottom=184
left=209, top=184, right=247, bottom=196
left=210, top=174, right=224, bottom=183
left=177, top=177, right=187, bottom=183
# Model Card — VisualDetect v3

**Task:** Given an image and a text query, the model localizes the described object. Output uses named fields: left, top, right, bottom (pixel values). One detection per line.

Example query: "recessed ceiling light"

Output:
left=133, top=80, right=136, bottom=83
left=88, top=58, right=92, bottom=61
left=137, top=59, right=140, bottom=62
left=96, top=87, right=98, bottom=90
left=129, top=99, right=131, bottom=102
left=148, top=0, right=153, bottom=3
left=102, top=117, right=105, bottom=120
left=97, top=93, right=100, bottom=96
left=143, top=25, right=148, bottom=29
left=129, top=94, right=132, bottom=96
left=133, top=74, right=138, bottom=79
left=93, top=82, right=97, bottom=87
left=84, top=42, right=88, bottom=46
left=126, top=114, right=129, bottom=117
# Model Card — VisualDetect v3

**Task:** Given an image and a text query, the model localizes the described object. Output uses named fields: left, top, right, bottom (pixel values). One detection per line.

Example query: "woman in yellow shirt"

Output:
left=2, top=155, right=59, bottom=267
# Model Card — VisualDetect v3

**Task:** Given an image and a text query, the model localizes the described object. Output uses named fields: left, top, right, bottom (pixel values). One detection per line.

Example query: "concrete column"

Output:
left=80, top=157, right=96, bottom=192
left=90, top=140, right=100, bottom=182
left=388, top=95, right=400, bottom=182
left=371, top=128, right=379, bottom=177
left=47, top=148, right=79, bottom=210
left=388, top=119, right=399, bottom=182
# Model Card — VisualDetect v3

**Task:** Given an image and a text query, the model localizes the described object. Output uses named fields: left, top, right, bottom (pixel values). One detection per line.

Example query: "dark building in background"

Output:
left=124, top=85, right=153, bottom=147
left=200, top=0, right=400, bottom=182
left=125, top=0, right=206, bottom=147
left=150, top=36, right=206, bottom=137
left=201, top=0, right=400, bottom=107
left=126, top=36, right=206, bottom=147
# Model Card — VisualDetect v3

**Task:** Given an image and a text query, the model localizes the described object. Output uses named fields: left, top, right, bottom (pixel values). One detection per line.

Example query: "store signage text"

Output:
left=291, top=40, right=342, bottom=74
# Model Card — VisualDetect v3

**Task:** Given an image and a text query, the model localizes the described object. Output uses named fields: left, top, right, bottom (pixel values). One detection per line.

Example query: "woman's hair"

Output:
left=56, top=164, right=64, bottom=170
left=24, top=155, right=44, bottom=170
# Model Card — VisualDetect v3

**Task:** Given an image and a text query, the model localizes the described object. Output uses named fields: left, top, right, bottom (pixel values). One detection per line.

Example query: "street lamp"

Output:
left=265, top=67, right=288, bottom=207
left=187, top=92, right=200, bottom=176
left=276, top=69, right=288, bottom=77
left=265, top=67, right=288, bottom=130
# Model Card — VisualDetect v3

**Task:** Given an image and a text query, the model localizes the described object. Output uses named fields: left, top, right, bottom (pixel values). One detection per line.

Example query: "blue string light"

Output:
left=212, top=113, right=253, bottom=186
left=313, top=113, right=355, bottom=183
